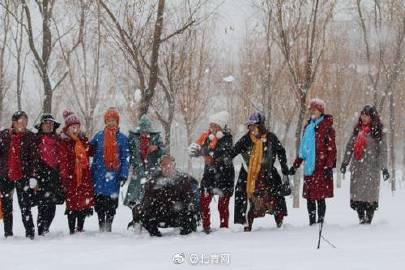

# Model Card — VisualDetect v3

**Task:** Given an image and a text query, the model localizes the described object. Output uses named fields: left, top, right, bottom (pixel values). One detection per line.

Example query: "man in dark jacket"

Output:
left=140, top=155, right=197, bottom=237
left=0, top=111, right=38, bottom=239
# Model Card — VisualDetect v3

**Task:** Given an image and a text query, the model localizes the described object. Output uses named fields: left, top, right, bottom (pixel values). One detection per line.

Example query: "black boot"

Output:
left=357, top=210, right=366, bottom=224
left=307, top=200, right=317, bottom=226
left=365, top=210, right=374, bottom=224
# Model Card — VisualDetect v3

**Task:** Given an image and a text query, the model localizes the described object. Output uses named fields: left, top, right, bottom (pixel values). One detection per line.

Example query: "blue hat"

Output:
left=246, top=112, right=265, bottom=126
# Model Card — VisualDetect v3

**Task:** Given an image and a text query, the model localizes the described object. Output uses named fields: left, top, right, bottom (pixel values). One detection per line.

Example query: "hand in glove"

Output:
left=289, top=166, right=296, bottom=176
left=187, top=143, right=201, bottom=157
left=281, top=165, right=290, bottom=176
left=340, top=165, right=347, bottom=175
left=118, top=176, right=127, bottom=187
left=324, top=168, right=334, bottom=178
left=382, top=168, right=390, bottom=181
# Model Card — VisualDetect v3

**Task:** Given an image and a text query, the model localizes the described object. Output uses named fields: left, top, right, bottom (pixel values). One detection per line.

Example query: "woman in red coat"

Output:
left=290, top=99, right=336, bottom=226
left=59, top=110, right=94, bottom=234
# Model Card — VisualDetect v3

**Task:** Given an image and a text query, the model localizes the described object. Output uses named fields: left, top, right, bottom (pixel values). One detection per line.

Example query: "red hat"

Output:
left=308, top=98, right=325, bottom=114
left=63, top=110, right=81, bottom=129
left=104, top=107, right=120, bottom=125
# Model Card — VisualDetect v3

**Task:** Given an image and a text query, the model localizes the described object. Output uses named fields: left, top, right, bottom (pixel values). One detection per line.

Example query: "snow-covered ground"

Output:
left=1, top=177, right=404, bottom=270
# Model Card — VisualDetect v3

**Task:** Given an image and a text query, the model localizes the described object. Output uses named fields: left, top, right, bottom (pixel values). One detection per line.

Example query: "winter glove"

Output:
left=382, top=169, right=390, bottom=181
left=118, top=176, right=127, bottom=187
left=187, top=143, right=201, bottom=157
left=281, top=165, right=290, bottom=176
left=340, top=165, right=347, bottom=175
left=324, top=168, right=334, bottom=179
left=29, top=178, right=38, bottom=189
left=288, top=166, right=296, bottom=176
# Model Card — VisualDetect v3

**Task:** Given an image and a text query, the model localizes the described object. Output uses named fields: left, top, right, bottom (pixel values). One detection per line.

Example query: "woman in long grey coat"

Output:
left=340, top=105, right=390, bottom=224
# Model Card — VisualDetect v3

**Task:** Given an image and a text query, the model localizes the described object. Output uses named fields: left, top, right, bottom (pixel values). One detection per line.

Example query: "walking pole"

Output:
left=317, top=221, right=323, bottom=249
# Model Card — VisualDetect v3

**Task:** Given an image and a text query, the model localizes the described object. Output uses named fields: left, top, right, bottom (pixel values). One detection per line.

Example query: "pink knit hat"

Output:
left=308, top=98, right=325, bottom=114
left=63, top=110, right=81, bottom=129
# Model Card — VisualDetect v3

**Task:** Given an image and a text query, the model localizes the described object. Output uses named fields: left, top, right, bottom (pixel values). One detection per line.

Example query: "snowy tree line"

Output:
left=0, top=0, right=404, bottom=208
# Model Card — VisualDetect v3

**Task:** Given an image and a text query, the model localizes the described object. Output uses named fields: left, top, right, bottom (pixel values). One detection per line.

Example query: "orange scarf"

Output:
left=195, top=131, right=218, bottom=165
left=72, top=135, right=89, bottom=187
left=247, top=133, right=266, bottom=198
left=104, top=127, right=120, bottom=171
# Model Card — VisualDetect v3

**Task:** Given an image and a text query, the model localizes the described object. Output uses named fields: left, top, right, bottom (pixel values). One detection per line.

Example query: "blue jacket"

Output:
left=90, top=130, right=129, bottom=197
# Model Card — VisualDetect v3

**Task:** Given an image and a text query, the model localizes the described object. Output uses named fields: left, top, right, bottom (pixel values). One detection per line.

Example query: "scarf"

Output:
left=140, top=133, right=151, bottom=165
left=103, top=127, right=120, bottom=171
left=8, top=130, right=24, bottom=182
left=195, top=130, right=219, bottom=165
left=299, top=116, right=324, bottom=176
left=354, top=124, right=370, bottom=161
left=72, top=135, right=89, bottom=187
left=247, top=133, right=266, bottom=198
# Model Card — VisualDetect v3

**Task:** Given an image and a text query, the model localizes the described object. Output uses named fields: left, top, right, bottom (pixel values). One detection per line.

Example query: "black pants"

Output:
left=66, top=210, right=89, bottom=234
left=0, top=177, right=35, bottom=237
left=307, top=199, right=326, bottom=225
left=94, top=195, right=118, bottom=232
left=37, top=202, right=56, bottom=235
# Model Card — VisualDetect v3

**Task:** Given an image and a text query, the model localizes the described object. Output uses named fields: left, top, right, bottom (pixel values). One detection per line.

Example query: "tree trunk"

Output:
left=138, top=0, right=165, bottom=118
left=389, top=91, right=396, bottom=192
left=42, top=73, right=53, bottom=113
left=293, top=99, right=307, bottom=208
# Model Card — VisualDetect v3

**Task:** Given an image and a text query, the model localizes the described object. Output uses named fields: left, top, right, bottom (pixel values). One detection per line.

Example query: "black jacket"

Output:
left=200, top=131, right=235, bottom=197
left=231, top=131, right=289, bottom=224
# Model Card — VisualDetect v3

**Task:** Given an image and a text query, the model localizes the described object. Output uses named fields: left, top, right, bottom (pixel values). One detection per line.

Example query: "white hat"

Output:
left=208, top=111, right=229, bottom=129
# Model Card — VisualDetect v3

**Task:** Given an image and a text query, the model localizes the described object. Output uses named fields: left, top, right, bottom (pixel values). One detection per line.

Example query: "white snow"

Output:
left=1, top=178, right=404, bottom=270
left=134, top=89, right=142, bottom=102
left=223, top=75, right=236, bottom=82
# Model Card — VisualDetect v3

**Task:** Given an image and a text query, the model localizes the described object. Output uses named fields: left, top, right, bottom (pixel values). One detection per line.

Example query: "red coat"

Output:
left=294, top=115, right=336, bottom=200
left=59, top=132, right=94, bottom=211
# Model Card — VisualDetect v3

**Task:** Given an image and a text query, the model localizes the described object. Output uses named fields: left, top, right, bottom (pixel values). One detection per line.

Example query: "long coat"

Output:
left=293, top=114, right=336, bottom=201
left=342, top=132, right=387, bottom=204
left=0, top=129, right=37, bottom=180
left=34, top=133, right=64, bottom=205
left=59, top=133, right=94, bottom=212
left=123, top=131, right=166, bottom=207
left=231, top=131, right=289, bottom=225
left=199, top=131, right=235, bottom=197
left=90, top=130, right=129, bottom=197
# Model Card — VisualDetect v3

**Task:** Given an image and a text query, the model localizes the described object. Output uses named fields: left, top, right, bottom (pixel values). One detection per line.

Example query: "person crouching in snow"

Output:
left=140, top=155, right=198, bottom=237
left=231, top=112, right=289, bottom=231
left=124, top=115, right=166, bottom=228
left=90, top=108, right=129, bottom=232
left=0, top=111, right=38, bottom=239
left=289, top=98, right=336, bottom=226
left=188, top=111, right=235, bottom=234
left=340, top=105, right=389, bottom=224
left=59, top=110, right=94, bottom=234
left=34, top=114, right=65, bottom=236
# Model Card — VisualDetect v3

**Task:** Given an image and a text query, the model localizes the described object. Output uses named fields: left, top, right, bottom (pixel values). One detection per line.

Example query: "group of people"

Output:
left=0, top=98, right=390, bottom=239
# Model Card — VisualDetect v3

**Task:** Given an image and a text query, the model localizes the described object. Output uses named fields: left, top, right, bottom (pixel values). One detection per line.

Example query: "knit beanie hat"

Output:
left=208, top=111, right=229, bottom=129
left=308, top=98, right=325, bottom=114
left=137, top=115, right=152, bottom=133
left=63, top=110, right=81, bottom=129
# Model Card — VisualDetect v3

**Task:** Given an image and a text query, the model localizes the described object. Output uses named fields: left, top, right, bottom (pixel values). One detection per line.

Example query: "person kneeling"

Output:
left=140, top=155, right=198, bottom=237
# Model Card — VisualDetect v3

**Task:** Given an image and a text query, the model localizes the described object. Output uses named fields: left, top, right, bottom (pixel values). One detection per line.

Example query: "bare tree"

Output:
left=271, top=0, right=336, bottom=207
left=20, top=0, right=70, bottom=113
left=0, top=0, right=12, bottom=122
